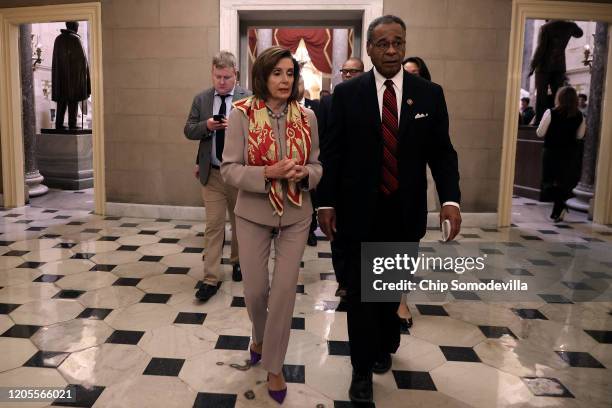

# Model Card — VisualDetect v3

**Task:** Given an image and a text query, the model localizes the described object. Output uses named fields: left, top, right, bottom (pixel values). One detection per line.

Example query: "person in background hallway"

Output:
left=221, top=46, right=322, bottom=404
left=318, top=15, right=461, bottom=403
left=184, top=51, right=250, bottom=301
left=298, top=77, right=321, bottom=247
left=578, top=93, right=588, bottom=118
left=537, top=86, right=585, bottom=222
left=529, top=20, right=583, bottom=125
left=519, top=97, right=536, bottom=125
left=320, top=89, right=331, bottom=98
left=317, top=56, right=364, bottom=298
left=402, top=56, right=431, bottom=81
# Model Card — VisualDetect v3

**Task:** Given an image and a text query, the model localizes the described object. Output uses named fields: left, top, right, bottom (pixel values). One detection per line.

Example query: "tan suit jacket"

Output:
left=221, top=106, right=322, bottom=227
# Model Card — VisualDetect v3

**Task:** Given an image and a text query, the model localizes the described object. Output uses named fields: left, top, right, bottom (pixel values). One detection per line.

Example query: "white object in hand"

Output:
left=441, top=219, right=451, bottom=242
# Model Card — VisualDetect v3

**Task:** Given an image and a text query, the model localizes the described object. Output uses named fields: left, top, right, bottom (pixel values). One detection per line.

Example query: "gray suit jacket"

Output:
left=183, top=85, right=251, bottom=185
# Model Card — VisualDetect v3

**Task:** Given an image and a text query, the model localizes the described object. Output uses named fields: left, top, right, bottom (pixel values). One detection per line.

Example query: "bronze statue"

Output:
left=51, top=21, right=91, bottom=129
left=529, top=20, right=583, bottom=125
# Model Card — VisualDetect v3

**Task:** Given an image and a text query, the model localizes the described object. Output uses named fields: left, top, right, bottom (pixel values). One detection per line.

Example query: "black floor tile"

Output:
left=538, top=294, right=573, bottom=304
left=328, top=340, right=351, bottom=356
left=450, top=291, right=480, bottom=301
left=555, top=351, right=605, bottom=368
left=392, top=370, right=437, bottom=391
left=174, top=312, right=206, bottom=325
left=140, top=255, right=163, bottom=262
left=584, top=330, right=612, bottom=344
left=175, top=224, right=192, bottom=229
left=77, top=308, right=113, bottom=320
left=89, top=264, right=117, bottom=272
left=528, top=259, right=554, bottom=266
left=215, top=335, right=250, bottom=350
left=320, top=272, right=335, bottom=281
left=159, top=238, right=180, bottom=244
left=113, top=277, right=141, bottom=286
left=51, top=384, right=105, bottom=407
left=141, top=293, right=172, bottom=304
left=54, top=215, right=71, bottom=220
left=82, top=228, right=102, bottom=233
left=53, top=290, right=85, bottom=299
left=291, top=317, right=305, bottom=330
left=282, top=364, right=305, bottom=383
left=105, top=216, right=121, bottom=220
left=98, top=236, right=120, bottom=241
left=481, top=248, right=503, bottom=255
left=230, top=296, right=246, bottom=307
left=33, top=274, right=64, bottom=283
left=583, top=237, right=604, bottom=243
left=333, top=402, right=375, bottom=408
left=478, top=325, right=517, bottom=339
left=143, top=357, right=185, bottom=376
left=105, top=330, right=145, bottom=345
left=567, top=244, right=588, bottom=250
left=40, top=234, right=61, bottom=239
left=26, top=227, right=46, bottom=232
left=296, top=284, right=305, bottom=294
left=183, top=247, right=204, bottom=253
left=117, top=245, right=139, bottom=251
left=521, top=235, right=542, bottom=241
left=43, top=209, right=59, bottom=213
left=318, top=252, right=332, bottom=258
left=17, top=261, right=46, bottom=268
left=193, top=392, right=237, bottom=408
left=583, top=271, right=612, bottom=279
left=165, top=267, right=190, bottom=274
left=439, top=346, right=481, bottom=362
left=415, top=304, right=448, bottom=316
left=23, top=350, right=69, bottom=368
left=537, top=230, right=559, bottom=235
left=522, top=377, right=574, bottom=398
left=66, top=221, right=85, bottom=226
left=139, top=230, right=158, bottom=235
left=562, top=281, right=593, bottom=290
left=0, top=241, right=15, bottom=246
left=504, top=242, right=524, bottom=247
left=461, top=233, right=481, bottom=238
left=3, top=250, right=29, bottom=257
left=54, top=242, right=77, bottom=249
left=548, top=251, right=571, bottom=257
left=120, top=223, right=139, bottom=228
left=0, top=303, right=21, bottom=314
left=512, top=308, right=548, bottom=320
left=71, top=253, right=96, bottom=260
left=1, top=324, right=41, bottom=338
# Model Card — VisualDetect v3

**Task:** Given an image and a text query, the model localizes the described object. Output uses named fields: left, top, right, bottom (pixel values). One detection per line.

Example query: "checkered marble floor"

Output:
left=0, top=201, right=611, bottom=408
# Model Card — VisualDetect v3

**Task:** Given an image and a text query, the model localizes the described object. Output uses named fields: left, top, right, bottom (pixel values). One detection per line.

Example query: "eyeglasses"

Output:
left=340, top=68, right=364, bottom=74
left=372, top=40, right=405, bottom=51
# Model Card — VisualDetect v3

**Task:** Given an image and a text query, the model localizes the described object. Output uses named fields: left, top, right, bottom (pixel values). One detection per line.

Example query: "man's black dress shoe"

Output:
left=232, top=264, right=242, bottom=282
left=307, top=231, right=317, bottom=246
left=372, top=352, right=392, bottom=374
left=195, top=282, right=219, bottom=301
left=349, top=370, right=373, bottom=403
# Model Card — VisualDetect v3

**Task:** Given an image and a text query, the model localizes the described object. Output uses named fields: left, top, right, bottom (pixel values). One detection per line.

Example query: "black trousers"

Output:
left=535, top=71, right=565, bottom=125
left=343, top=192, right=406, bottom=374
left=56, top=101, right=79, bottom=129
left=331, top=231, right=347, bottom=289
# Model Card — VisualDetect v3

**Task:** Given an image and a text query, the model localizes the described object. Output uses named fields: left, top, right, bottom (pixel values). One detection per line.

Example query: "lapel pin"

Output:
left=407, top=99, right=414, bottom=106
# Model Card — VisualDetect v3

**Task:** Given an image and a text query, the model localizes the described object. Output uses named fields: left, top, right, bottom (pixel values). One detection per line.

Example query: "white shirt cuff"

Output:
left=442, top=201, right=460, bottom=210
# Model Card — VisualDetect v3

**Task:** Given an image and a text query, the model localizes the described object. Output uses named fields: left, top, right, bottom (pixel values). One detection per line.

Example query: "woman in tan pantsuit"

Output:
left=221, top=46, right=322, bottom=404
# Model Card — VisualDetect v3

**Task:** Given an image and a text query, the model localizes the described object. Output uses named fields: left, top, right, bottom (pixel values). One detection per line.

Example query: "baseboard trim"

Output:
left=105, top=202, right=205, bottom=221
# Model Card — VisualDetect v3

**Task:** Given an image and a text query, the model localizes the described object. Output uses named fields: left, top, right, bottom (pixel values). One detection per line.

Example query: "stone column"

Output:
left=256, top=29, right=273, bottom=54
left=331, top=28, right=348, bottom=89
left=19, top=24, right=48, bottom=198
left=567, top=23, right=608, bottom=217
left=521, top=19, right=534, bottom=92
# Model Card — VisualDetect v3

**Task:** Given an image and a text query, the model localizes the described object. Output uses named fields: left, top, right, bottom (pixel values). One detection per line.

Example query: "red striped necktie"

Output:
left=381, top=79, right=399, bottom=194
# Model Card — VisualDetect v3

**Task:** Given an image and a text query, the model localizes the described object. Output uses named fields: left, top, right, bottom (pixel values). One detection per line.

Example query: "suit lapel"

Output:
left=363, top=70, right=381, bottom=132
left=399, top=72, right=417, bottom=137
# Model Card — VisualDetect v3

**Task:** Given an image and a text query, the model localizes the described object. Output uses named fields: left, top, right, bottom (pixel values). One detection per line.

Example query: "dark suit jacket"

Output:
left=317, top=94, right=332, bottom=142
left=531, top=20, right=583, bottom=74
left=317, top=70, right=460, bottom=241
left=183, top=85, right=251, bottom=186
left=304, top=98, right=320, bottom=118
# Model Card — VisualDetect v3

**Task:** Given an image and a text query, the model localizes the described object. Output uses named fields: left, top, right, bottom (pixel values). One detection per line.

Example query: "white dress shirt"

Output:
left=210, top=87, right=235, bottom=166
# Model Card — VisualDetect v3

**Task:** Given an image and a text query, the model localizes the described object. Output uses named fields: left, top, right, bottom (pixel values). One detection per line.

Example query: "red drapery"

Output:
left=272, top=28, right=333, bottom=74
left=248, top=29, right=257, bottom=62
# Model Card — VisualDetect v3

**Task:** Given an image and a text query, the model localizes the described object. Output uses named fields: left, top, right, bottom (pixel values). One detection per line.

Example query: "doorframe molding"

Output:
left=0, top=2, right=105, bottom=214
left=498, top=0, right=612, bottom=226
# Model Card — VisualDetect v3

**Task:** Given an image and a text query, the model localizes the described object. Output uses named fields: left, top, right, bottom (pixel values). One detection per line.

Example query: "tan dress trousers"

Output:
left=201, top=168, right=239, bottom=284
left=235, top=215, right=310, bottom=374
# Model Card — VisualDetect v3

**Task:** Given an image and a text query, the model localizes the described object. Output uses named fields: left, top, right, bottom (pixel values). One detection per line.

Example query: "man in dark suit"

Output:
left=529, top=20, right=583, bottom=124
left=317, top=15, right=461, bottom=403
left=317, top=57, right=364, bottom=297
left=184, top=51, right=251, bottom=301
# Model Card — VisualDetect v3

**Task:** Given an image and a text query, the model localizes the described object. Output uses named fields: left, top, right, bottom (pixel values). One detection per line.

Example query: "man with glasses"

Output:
left=317, top=15, right=461, bottom=403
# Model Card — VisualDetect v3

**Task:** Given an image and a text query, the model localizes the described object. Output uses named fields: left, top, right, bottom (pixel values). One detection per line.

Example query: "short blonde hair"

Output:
left=212, top=51, right=237, bottom=70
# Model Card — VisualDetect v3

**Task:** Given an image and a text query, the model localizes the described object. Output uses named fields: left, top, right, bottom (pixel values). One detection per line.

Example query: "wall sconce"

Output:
left=31, top=33, right=42, bottom=71
left=582, top=44, right=593, bottom=69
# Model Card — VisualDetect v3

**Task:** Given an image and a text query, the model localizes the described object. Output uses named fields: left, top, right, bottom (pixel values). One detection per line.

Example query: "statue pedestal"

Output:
left=36, top=128, right=93, bottom=190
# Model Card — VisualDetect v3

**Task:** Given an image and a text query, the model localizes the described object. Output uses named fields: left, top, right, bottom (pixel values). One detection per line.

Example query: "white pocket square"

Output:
left=414, top=113, right=429, bottom=119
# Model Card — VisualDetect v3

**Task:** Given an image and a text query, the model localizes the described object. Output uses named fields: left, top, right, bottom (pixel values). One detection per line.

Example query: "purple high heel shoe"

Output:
left=249, top=346, right=261, bottom=365
left=267, top=374, right=287, bottom=404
